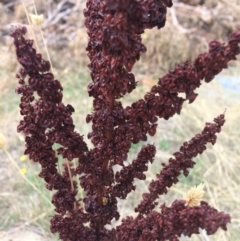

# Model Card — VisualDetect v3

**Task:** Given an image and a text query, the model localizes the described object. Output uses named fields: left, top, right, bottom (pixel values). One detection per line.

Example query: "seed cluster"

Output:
left=11, top=0, right=240, bottom=240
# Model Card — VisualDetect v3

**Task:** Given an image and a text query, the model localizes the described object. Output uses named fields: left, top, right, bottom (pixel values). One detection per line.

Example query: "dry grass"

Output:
left=0, top=1, right=240, bottom=241
left=114, top=79, right=240, bottom=241
left=2, top=0, right=240, bottom=72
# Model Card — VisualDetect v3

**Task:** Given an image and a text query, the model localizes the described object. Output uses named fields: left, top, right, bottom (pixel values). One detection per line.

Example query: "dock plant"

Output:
left=10, top=0, right=240, bottom=240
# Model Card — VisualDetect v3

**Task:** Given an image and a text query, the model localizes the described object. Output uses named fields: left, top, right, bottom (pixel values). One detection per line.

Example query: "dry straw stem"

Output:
left=29, top=0, right=54, bottom=73
left=0, top=212, right=47, bottom=237
left=20, top=0, right=40, bottom=53
left=0, top=133, right=7, bottom=150
left=65, top=159, right=77, bottom=210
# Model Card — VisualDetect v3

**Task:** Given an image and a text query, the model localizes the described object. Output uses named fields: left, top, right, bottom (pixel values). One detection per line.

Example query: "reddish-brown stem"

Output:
left=105, top=95, right=114, bottom=141
left=102, top=94, right=115, bottom=175
left=96, top=94, right=115, bottom=233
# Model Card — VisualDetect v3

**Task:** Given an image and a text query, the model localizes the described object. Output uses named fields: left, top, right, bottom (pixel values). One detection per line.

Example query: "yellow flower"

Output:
left=20, top=155, right=27, bottom=161
left=30, top=14, right=44, bottom=26
left=0, top=133, right=6, bottom=150
left=183, top=183, right=205, bottom=207
left=20, top=168, right=27, bottom=175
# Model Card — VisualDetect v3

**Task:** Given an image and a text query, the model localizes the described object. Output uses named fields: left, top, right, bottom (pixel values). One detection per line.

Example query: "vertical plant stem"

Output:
left=32, top=0, right=54, bottom=73
left=21, top=0, right=40, bottom=52
left=96, top=94, right=115, bottom=235
left=66, top=159, right=77, bottom=210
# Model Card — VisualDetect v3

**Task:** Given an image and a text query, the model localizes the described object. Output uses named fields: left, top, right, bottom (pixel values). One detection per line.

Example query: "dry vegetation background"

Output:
left=0, top=0, right=240, bottom=240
